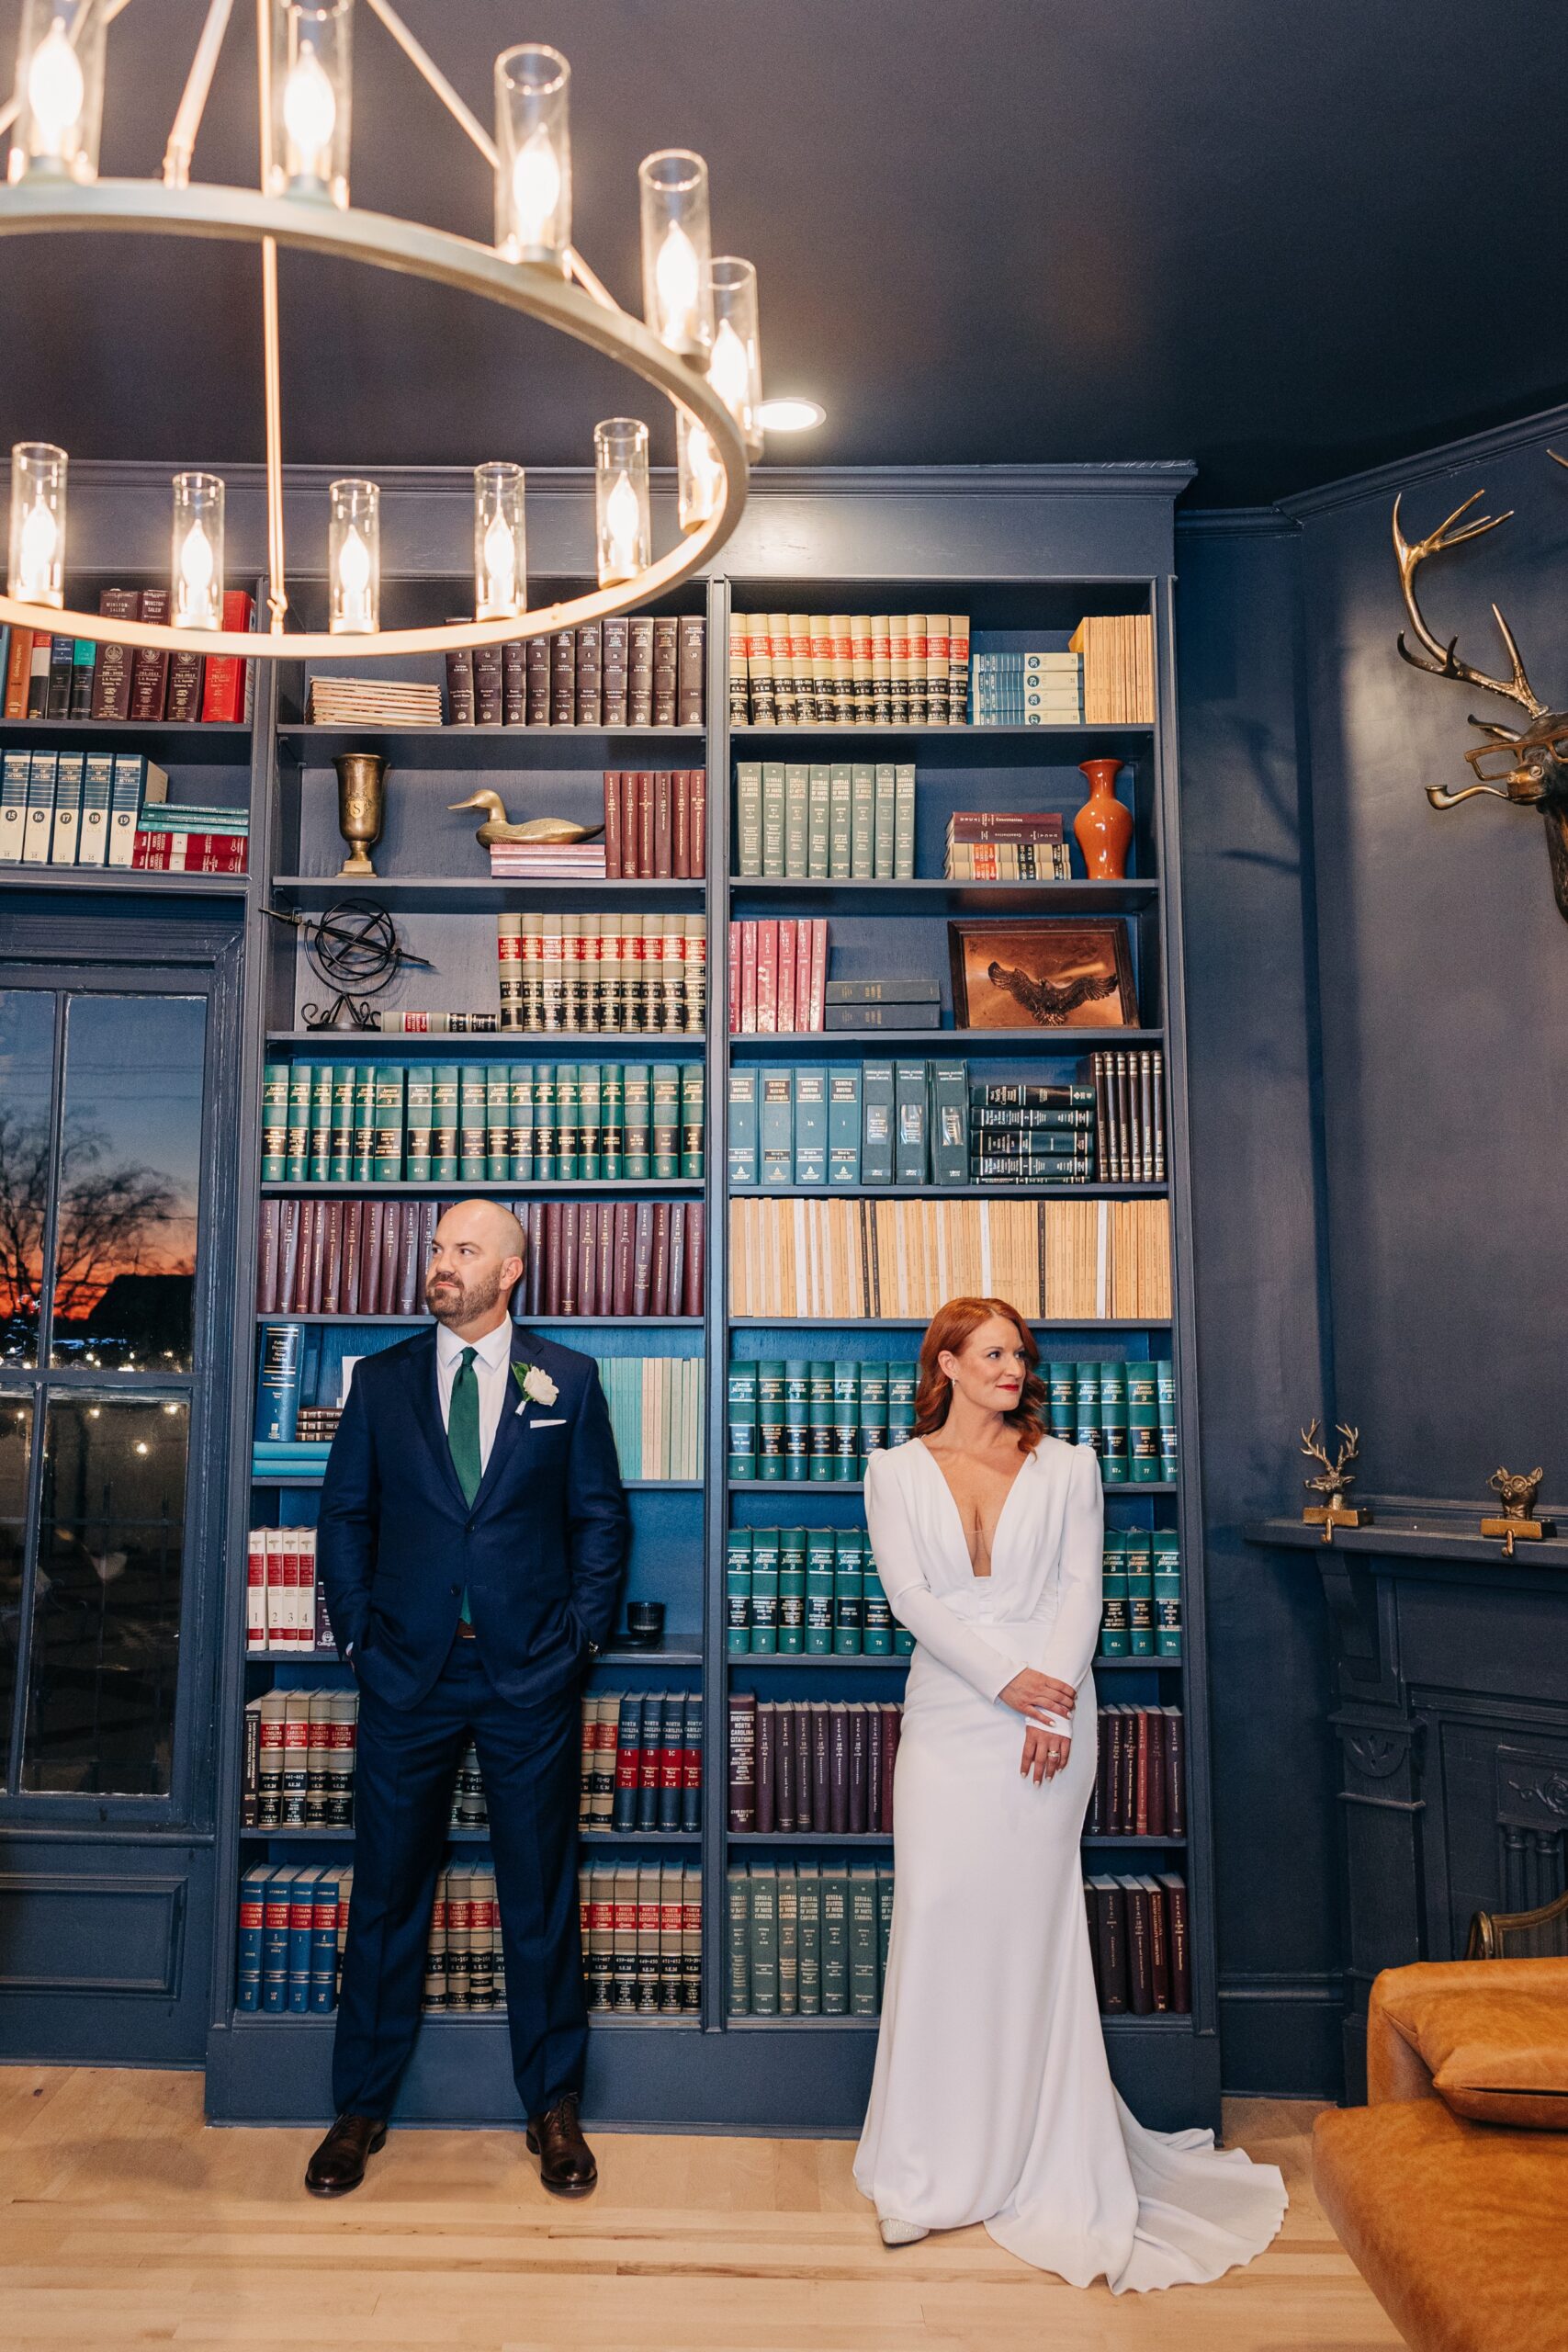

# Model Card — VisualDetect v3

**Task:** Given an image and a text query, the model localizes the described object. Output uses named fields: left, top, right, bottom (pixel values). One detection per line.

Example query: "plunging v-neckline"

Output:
left=914, top=1436, right=1033, bottom=1581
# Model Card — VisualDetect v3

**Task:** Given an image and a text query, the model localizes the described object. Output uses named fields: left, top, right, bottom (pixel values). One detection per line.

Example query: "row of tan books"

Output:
left=728, top=614, right=969, bottom=728
left=1071, top=615, right=1156, bottom=725
left=581, top=1860, right=704, bottom=2013
left=496, top=912, right=706, bottom=1034
left=728, top=1197, right=1172, bottom=1320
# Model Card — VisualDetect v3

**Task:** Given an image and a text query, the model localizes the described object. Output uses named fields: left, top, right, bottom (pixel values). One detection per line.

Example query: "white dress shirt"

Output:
left=434, top=1317, right=513, bottom=1475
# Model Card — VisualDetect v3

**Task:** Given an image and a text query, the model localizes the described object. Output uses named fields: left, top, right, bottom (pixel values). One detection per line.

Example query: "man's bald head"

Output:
left=424, top=1198, right=526, bottom=1335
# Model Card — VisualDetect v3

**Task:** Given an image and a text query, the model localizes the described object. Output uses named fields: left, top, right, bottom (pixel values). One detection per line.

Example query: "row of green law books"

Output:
left=728, top=1061, right=1096, bottom=1190
left=1048, top=1359, right=1178, bottom=1484
left=727, top=1358, right=917, bottom=1482
left=728, top=1860, right=892, bottom=2018
left=262, top=1060, right=705, bottom=1183
left=726, top=1523, right=909, bottom=1657
left=1100, top=1530, right=1182, bottom=1659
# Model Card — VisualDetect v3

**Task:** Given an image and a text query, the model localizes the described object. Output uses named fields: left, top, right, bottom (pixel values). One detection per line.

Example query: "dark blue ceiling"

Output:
left=0, top=0, right=1563, bottom=503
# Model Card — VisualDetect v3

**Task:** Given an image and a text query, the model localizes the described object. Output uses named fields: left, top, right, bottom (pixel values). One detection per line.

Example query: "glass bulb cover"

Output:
left=282, top=44, right=337, bottom=165
left=27, top=23, right=85, bottom=149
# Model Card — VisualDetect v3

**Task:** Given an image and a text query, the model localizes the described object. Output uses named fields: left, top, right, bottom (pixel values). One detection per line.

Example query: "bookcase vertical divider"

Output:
left=701, top=574, right=732, bottom=2033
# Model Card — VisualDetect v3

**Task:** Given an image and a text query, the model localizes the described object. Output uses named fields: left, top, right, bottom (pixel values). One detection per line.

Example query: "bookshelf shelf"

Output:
left=259, top=1178, right=705, bottom=1195
left=251, top=1312, right=703, bottom=1328
left=209, top=491, right=1216, bottom=2135
left=250, top=1472, right=701, bottom=1490
left=0, top=715, right=253, bottom=755
left=248, top=1826, right=703, bottom=1845
left=728, top=1476, right=1178, bottom=1496
left=0, top=866, right=251, bottom=896
left=1082, top=1834, right=1188, bottom=1849
left=728, top=877, right=1158, bottom=916
left=730, top=1831, right=894, bottom=1849
left=734, top=1027, right=1166, bottom=1052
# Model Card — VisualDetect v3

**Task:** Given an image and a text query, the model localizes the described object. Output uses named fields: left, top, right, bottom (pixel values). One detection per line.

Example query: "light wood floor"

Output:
left=0, top=2067, right=1400, bottom=2351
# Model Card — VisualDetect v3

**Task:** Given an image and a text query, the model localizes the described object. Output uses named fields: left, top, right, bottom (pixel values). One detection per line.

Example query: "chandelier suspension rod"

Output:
left=163, top=0, right=236, bottom=189
left=365, top=0, right=617, bottom=315
left=0, top=0, right=135, bottom=143
left=254, top=0, right=288, bottom=630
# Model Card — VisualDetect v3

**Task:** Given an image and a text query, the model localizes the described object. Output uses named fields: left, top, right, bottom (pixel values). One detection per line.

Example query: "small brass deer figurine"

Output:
left=1300, top=1419, right=1368, bottom=1543
left=1480, top=1465, right=1553, bottom=1557
left=1393, top=457, right=1568, bottom=921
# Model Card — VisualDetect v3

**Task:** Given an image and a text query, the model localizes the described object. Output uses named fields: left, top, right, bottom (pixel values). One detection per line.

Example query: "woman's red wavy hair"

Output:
left=913, top=1295, right=1046, bottom=1454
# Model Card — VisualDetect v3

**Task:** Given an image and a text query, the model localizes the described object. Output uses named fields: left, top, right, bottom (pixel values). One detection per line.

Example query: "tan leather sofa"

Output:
left=1314, top=1959, right=1568, bottom=2351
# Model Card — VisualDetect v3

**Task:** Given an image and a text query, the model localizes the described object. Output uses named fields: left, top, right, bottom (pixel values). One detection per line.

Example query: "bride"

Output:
left=853, top=1296, right=1287, bottom=2291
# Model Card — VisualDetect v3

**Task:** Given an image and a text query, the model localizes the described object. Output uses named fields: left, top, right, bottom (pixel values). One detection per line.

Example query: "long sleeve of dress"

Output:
left=1036, top=1440, right=1105, bottom=1695
left=864, top=1449, right=1021, bottom=1704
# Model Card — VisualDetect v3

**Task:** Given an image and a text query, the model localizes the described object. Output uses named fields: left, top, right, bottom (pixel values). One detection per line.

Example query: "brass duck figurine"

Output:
left=448, top=789, right=605, bottom=849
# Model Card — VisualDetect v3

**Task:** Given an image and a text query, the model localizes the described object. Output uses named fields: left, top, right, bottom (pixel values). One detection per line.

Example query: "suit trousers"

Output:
left=331, top=1636, right=587, bottom=2120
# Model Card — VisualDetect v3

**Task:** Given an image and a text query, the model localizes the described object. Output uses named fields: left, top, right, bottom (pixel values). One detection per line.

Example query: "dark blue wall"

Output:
left=1292, top=418, right=1568, bottom=1496
left=1175, top=519, right=1344, bottom=2095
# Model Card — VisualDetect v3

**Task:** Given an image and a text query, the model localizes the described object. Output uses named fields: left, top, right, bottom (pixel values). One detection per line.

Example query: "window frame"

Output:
left=0, top=929, right=242, bottom=1829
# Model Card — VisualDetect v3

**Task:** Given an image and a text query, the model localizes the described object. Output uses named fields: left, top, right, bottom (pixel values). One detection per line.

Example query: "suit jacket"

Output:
left=317, top=1324, right=629, bottom=1709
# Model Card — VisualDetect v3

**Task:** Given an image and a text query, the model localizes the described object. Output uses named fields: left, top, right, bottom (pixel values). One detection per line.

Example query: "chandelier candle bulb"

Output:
left=494, top=42, right=570, bottom=269
left=170, top=471, right=225, bottom=630
left=594, top=419, right=651, bottom=588
left=677, top=409, right=723, bottom=533
left=708, top=257, right=763, bottom=457
left=7, top=440, right=67, bottom=608
left=9, top=0, right=107, bottom=184
left=272, top=0, right=352, bottom=208
left=328, top=477, right=379, bottom=635
left=473, top=461, right=526, bottom=620
left=639, top=150, right=713, bottom=356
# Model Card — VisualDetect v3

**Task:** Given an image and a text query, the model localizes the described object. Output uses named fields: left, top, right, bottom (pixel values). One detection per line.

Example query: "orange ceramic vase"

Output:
left=1074, top=758, right=1133, bottom=879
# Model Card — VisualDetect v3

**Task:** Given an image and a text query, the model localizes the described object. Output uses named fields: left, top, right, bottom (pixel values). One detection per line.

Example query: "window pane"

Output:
left=0, top=1396, right=33, bottom=1785
left=51, top=996, right=207, bottom=1373
left=22, top=1396, right=187, bottom=1794
left=0, top=989, right=57, bottom=1367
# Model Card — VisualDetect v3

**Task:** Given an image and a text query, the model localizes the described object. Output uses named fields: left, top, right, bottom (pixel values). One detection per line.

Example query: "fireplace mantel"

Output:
left=1246, top=1499, right=1568, bottom=2094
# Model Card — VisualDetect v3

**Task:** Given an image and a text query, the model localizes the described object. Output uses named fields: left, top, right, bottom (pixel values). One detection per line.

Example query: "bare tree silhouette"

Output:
left=0, top=1111, right=179, bottom=1329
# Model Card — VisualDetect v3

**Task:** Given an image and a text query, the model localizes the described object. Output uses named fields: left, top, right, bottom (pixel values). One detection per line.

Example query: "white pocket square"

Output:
left=524, top=1414, right=568, bottom=1427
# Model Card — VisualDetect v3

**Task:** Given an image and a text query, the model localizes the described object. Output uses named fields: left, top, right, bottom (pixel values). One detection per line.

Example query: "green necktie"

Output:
left=448, top=1344, right=481, bottom=1624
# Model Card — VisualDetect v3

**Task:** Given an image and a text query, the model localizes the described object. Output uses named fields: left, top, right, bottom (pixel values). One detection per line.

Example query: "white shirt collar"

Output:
left=435, top=1317, right=514, bottom=1374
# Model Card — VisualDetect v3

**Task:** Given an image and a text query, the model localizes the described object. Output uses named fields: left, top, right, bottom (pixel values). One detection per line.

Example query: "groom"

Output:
left=306, top=1198, right=628, bottom=2199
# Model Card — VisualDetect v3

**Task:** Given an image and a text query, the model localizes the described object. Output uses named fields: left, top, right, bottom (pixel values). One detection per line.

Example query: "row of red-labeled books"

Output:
left=1085, top=1706, right=1185, bottom=1839
left=728, top=919, right=830, bottom=1035
left=601, top=768, right=706, bottom=876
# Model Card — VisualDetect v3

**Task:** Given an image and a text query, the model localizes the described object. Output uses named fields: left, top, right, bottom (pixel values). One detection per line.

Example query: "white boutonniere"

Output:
left=513, top=1361, right=559, bottom=1413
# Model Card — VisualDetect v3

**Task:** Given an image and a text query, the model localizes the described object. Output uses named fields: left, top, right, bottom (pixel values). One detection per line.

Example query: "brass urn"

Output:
left=333, top=752, right=388, bottom=876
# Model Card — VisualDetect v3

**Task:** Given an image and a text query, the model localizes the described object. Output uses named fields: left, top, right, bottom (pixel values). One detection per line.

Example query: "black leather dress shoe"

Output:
left=304, top=2112, right=387, bottom=2197
left=525, top=2092, right=597, bottom=2196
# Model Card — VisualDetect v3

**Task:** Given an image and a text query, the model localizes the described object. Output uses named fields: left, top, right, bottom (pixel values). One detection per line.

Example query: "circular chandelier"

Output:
left=0, top=0, right=759, bottom=661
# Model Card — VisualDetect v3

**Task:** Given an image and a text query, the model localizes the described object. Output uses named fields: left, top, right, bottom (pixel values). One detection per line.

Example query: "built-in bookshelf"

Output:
left=60, top=494, right=1209, bottom=2131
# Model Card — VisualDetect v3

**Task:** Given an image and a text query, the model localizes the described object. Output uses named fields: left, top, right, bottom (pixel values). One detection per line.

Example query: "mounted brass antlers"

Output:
left=1393, top=458, right=1568, bottom=921
left=1300, top=1419, right=1369, bottom=1542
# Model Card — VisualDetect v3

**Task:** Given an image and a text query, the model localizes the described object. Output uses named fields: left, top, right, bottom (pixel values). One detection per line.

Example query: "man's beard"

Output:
left=424, top=1265, right=506, bottom=1326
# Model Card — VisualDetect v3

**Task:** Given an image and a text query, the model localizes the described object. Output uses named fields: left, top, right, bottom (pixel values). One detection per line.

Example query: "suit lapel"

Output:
left=405, top=1329, right=470, bottom=1512
left=466, top=1326, right=538, bottom=1516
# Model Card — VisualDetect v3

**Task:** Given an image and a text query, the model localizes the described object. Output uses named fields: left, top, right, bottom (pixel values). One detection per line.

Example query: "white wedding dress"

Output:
left=853, top=1434, right=1287, bottom=2291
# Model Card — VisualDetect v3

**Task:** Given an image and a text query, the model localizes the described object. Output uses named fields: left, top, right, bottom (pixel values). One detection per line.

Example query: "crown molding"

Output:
left=1281, top=394, right=1568, bottom=519
left=64, top=458, right=1200, bottom=502
left=1177, top=506, right=1297, bottom=538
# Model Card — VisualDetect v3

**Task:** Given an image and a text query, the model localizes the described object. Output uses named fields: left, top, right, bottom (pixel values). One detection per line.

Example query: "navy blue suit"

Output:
left=318, top=1324, right=628, bottom=2120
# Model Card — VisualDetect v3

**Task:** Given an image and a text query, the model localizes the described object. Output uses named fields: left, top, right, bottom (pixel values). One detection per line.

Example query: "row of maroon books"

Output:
left=256, top=1194, right=705, bottom=1320
left=1086, top=1705, right=1185, bottom=1840
left=1, top=589, right=255, bottom=722
left=728, top=1695, right=900, bottom=1836
left=444, top=616, right=704, bottom=729
left=728, top=919, right=830, bottom=1035
left=602, top=770, right=706, bottom=877
left=1085, top=1871, right=1190, bottom=2016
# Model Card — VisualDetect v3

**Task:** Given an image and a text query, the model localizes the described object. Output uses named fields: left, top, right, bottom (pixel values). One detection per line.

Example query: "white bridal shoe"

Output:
left=879, top=2217, right=930, bottom=2247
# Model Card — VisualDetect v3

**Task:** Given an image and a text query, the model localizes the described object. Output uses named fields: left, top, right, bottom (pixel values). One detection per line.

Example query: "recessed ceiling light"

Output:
left=758, top=397, right=826, bottom=433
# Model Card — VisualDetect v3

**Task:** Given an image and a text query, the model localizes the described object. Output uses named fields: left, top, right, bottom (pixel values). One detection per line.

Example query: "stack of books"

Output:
left=579, top=1690, right=704, bottom=1833
left=943, top=809, right=1071, bottom=879
left=604, top=769, right=706, bottom=876
left=134, top=801, right=250, bottom=873
left=970, top=1078, right=1097, bottom=1185
left=487, top=837, right=607, bottom=880
left=425, top=1861, right=504, bottom=2011
left=824, top=978, right=939, bottom=1034
left=581, top=1861, right=703, bottom=2013
left=1084, top=1871, right=1190, bottom=2015
left=242, top=1691, right=357, bottom=1829
left=305, top=676, right=443, bottom=727
left=970, top=650, right=1082, bottom=726
left=729, top=1696, right=901, bottom=1832
left=1071, top=615, right=1156, bottom=724
left=4, top=591, right=254, bottom=723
